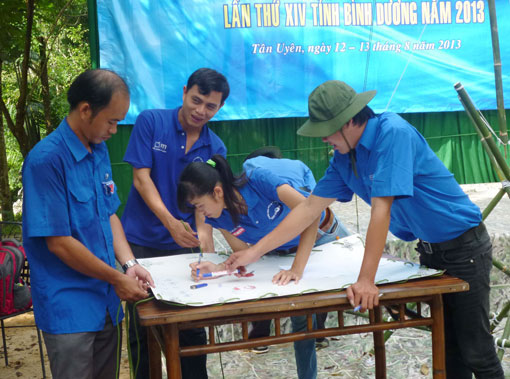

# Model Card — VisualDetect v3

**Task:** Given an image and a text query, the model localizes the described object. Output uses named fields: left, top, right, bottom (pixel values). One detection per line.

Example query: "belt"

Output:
left=419, top=222, right=487, bottom=254
left=319, top=207, right=334, bottom=233
left=274, top=245, right=298, bottom=255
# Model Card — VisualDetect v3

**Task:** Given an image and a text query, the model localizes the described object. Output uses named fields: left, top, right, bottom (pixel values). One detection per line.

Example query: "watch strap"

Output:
left=122, top=258, right=139, bottom=273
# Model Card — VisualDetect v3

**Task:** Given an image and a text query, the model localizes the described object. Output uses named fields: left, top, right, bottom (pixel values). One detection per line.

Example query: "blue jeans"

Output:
left=291, top=217, right=349, bottom=379
left=291, top=314, right=317, bottom=379
left=418, top=224, right=504, bottom=379
left=249, top=214, right=350, bottom=378
left=315, top=214, right=350, bottom=246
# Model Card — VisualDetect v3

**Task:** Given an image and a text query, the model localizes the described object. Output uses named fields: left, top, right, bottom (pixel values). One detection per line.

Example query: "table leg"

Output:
left=148, top=326, right=162, bottom=379
left=373, top=306, right=386, bottom=379
left=430, top=295, right=446, bottom=379
left=164, top=324, right=182, bottom=379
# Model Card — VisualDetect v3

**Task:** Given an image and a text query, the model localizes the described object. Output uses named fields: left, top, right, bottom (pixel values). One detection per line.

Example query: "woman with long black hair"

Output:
left=177, top=154, right=349, bottom=379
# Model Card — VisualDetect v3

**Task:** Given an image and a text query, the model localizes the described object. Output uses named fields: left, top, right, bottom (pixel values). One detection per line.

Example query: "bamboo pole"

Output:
left=454, top=83, right=510, bottom=181
left=456, top=85, right=510, bottom=222
left=495, top=338, right=510, bottom=348
left=487, top=0, right=508, bottom=156
left=492, top=259, right=510, bottom=277
left=497, top=314, right=510, bottom=359
left=491, top=301, right=510, bottom=333
left=482, top=188, right=505, bottom=220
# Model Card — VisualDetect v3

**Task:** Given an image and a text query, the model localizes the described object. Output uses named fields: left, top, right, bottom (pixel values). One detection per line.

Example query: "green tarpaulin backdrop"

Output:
left=107, top=110, right=510, bottom=216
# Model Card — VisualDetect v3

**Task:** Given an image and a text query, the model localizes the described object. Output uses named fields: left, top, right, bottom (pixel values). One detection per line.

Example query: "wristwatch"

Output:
left=122, top=259, right=139, bottom=273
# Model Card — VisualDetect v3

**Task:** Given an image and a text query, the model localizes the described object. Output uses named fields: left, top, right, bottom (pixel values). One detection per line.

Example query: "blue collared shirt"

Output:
left=313, top=112, right=481, bottom=242
left=122, top=108, right=227, bottom=250
left=206, top=167, right=319, bottom=249
left=243, top=156, right=317, bottom=192
left=22, top=119, right=122, bottom=333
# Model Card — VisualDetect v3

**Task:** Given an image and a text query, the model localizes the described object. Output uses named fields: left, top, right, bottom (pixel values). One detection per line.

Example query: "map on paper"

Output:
left=138, top=234, right=442, bottom=307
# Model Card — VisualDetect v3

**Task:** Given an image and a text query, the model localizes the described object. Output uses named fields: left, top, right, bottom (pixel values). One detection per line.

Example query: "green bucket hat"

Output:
left=297, top=81, right=376, bottom=137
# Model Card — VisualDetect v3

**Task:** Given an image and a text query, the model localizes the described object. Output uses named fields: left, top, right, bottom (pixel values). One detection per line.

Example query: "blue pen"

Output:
left=190, top=283, right=208, bottom=289
left=353, top=294, right=383, bottom=312
left=196, top=249, right=203, bottom=279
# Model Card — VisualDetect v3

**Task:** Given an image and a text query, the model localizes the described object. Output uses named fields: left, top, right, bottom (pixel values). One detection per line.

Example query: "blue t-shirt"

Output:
left=121, top=108, right=227, bottom=250
left=22, top=119, right=122, bottom=334
left=243, top=156, right=316, bottom=192
left=206, top=167, right=321, bottom=250
left=313, top=112, right=481, bottom=243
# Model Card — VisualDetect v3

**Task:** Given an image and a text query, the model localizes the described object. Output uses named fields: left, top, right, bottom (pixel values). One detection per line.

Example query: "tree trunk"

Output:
left=38, top=36, right=53, bottom=135
left=8, top=0, right=35, bottom=158
left=0, top=60, right=14, bottom=221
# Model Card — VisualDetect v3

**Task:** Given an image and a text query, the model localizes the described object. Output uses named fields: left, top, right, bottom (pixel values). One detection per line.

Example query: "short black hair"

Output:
left=67, top=69, right=129, bottom=117
left=352, top=106, right=375, bottom=126
left=186, top=68, right=230, bottom=103
left=244, top=146, right=282, bottom=161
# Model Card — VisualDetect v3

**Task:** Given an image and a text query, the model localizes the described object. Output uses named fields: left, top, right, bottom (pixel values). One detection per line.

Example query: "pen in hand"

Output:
left=180, top=219, right=203, bottom=280
left=352, top=293, right=384, bottom=312
left=196, top=247, right=203, bottom=280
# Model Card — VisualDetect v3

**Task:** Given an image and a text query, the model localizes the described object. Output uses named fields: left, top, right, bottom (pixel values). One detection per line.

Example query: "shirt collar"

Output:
left=357, top=115, right=379, bottom=152
left=174, top=107, right=212, bottom=148
left=61, top=118, right=106, bottom=162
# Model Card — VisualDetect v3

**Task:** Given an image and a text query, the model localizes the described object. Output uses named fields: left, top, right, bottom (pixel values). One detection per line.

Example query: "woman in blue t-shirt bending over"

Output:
left=177, top=154, right=349, bottom=379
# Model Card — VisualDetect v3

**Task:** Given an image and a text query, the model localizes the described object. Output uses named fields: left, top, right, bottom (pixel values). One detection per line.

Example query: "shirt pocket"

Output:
left=68, top=185, right=96, bottom=230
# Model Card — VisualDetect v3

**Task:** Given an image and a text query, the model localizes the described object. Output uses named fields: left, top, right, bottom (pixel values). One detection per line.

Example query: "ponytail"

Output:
left=177, top=155, right=248, bottom=224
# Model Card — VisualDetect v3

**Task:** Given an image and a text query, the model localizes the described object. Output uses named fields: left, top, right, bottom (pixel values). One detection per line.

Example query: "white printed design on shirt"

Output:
left=152, top=141, right=167, bottom=153
left=267, top=201, right=282, bottom=220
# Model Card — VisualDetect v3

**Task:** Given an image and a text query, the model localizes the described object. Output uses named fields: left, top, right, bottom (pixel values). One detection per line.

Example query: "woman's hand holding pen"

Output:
left=190, top=261, right=223, bottom=281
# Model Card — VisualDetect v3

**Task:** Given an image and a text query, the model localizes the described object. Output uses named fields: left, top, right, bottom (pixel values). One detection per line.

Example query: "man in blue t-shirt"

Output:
left=121, top=68, right=230, bottom=378
left=225, top=80, right=504, bottom=378
left=22, top=69, right=154, bottom=379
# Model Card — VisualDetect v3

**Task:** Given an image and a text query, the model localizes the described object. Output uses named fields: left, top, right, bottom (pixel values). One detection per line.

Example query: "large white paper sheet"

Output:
left=138, top=235, right=441, bottom=307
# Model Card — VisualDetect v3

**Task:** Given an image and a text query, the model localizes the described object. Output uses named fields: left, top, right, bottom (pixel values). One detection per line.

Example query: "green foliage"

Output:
left=1, top=0, right=90, bottom=210
left=0, top=0, right=25, bottom=62
left=5, top=126, right=22, bottom=194
left=45, top=23, right=90, bottom=132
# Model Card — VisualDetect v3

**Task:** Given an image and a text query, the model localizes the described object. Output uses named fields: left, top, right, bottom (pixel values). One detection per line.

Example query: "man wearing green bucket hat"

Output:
left=226, top=80, right=504, bottom=378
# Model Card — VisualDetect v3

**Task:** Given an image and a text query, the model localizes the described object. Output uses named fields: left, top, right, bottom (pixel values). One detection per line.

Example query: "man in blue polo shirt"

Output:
left=225, top=80, right=504, bottom=378
left=121, top=68, right=229, bottom=378
left=22, top=69, right=154, bottom=379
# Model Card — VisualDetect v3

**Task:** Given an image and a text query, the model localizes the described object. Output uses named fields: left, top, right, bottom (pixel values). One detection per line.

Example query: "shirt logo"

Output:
left=231, top=226, right=246, bottom=237
left=152, top=141, right=167, bottom=153
left=192, top=156, right=204, bottom=162
left=102, top=180, right=115, bottom=196
left=267, top=201, right=282, bottom=220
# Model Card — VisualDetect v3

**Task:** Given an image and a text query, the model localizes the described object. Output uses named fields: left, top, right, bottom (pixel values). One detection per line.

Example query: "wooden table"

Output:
left=137, top=275, right=468, bottom=379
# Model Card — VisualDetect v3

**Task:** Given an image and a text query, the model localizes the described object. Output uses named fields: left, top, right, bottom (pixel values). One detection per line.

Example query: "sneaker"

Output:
left=251, top=345, right=269, bottom=354
left=315, top=338, right=329, bottom=350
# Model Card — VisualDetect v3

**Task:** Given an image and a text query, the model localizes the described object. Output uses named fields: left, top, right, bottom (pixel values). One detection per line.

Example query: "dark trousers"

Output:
left=418, top=225, right=504, bottom=379
left=128, top=243, right=208, bottom=379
